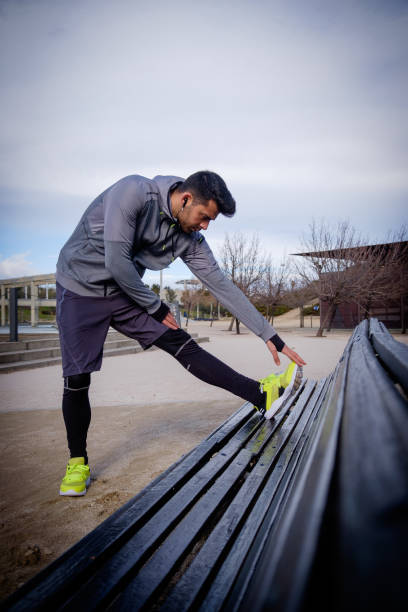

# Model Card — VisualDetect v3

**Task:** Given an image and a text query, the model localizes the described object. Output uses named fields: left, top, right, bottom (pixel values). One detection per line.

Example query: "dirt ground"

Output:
left=0, top=398, right=240, bottom=600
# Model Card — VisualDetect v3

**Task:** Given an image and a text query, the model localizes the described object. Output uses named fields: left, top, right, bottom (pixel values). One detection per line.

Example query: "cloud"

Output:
left=142, top=265, right=193, bottom=289
left=1, top=0, right=407, bottom=199
left=0, top=1, right=407, bottom=275
left=0, top=252, right=38, bottom=279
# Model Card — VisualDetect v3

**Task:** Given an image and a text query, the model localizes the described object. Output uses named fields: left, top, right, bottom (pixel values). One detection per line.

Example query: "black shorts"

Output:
left=56, top=283, right=168, bottom=377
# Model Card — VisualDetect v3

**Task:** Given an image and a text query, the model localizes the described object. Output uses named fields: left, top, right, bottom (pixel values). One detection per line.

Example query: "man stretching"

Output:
left=56, top=170, right=306, bottom=496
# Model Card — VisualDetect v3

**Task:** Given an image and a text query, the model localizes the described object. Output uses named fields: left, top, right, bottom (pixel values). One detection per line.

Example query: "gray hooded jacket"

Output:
left=56, top=174, right=278, bottom=343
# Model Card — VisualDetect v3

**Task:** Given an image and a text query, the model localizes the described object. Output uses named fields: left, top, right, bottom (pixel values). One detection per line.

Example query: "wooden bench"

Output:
left=4, top=319, right=408, bottom=611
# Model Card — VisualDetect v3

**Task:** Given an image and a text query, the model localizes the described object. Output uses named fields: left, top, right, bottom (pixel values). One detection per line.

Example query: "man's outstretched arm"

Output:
left=182, top=236, right=306, bottom=366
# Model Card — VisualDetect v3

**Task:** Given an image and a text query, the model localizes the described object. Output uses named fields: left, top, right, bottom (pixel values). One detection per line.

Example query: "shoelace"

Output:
left=66, top=464, right=88, bottom=475
left=259, top=373, right=279, bottom=392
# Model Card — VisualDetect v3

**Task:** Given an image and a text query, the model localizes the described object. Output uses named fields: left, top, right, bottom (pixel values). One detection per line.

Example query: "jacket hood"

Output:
left=153, top=175, right=184, bottom=220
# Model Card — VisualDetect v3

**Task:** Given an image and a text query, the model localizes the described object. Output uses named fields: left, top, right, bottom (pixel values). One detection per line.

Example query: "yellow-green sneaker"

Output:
left=256, top=363, right=303, bottom=420
left=255, top=373, right=280, bottom=418
left=59, top=457, right=90, bottom=497
left=268, top=362, right=303, bottom=419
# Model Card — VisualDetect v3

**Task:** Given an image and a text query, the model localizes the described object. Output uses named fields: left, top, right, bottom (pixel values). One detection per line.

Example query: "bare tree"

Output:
left=199, top=289, right=218, bottom=326
left=352, top=227, right=408, bottom=331
left=254, top=256, right=291, bottom=325
left=294, top=220, right=408, bottom=336
left=220, top=233, right=266, bottom=334
left=385, top=229, right=408, bottom=334
left=283, top=276, right=317, bottom=328
left=181, top=287, right=200, bottom=329
left=294, top=220, right=367, bottom=336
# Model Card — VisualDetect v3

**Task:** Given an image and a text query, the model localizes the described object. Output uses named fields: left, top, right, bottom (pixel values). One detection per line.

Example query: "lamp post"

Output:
left=9, top=288, right=18, bottom=342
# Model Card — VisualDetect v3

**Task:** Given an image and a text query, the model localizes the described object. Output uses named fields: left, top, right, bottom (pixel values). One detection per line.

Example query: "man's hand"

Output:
left=266, top=340, right=306, bottom=367
left=162, top=311, right=179, bottom=330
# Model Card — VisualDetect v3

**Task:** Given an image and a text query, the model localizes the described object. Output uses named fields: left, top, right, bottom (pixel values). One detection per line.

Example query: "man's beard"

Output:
left=178, top=212, right=198, bottom=234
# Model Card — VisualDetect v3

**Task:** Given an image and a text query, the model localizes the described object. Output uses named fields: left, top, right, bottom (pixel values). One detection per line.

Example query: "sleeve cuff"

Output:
left=268, top=333, right=285, bottom=352
left=151, top=301, right=170, bottom=322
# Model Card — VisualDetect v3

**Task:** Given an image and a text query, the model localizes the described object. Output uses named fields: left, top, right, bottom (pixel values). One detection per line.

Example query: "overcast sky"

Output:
left=0, top=0, right=407, bottom=285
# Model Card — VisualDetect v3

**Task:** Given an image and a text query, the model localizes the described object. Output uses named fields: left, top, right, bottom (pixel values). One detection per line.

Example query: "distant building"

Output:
left=0, top=273, right=56, bottom=327
left=294, top=241, right=408, bottom=330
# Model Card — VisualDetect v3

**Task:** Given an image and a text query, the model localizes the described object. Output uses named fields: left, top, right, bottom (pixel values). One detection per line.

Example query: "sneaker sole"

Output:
left=59, top=476, right=91, bottom=497
left=59, top=489, right=87, bottom=496
left=265, top=365, right=303, bottom=420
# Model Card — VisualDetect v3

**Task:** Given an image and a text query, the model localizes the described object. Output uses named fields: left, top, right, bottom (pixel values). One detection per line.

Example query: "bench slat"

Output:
left=369, top=318, right=408, bottom=392
left=161, top=380, right=319, bottom=611
left=5, top=405, right=254, bottom=612
left=53, top=412, right=264, bottom=610
left=329, top=328, right=408, bottom=610
left=232, top=357, right=349, bottom=611
left=113, top=386, right=311, bottom=611
left=111, top=449, right=253, bottom=611
left=221, top=379, right=335, bottom=612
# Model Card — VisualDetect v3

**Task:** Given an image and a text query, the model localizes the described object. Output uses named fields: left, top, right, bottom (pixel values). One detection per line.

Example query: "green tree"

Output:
left=165, top=286, right=177, bottom=302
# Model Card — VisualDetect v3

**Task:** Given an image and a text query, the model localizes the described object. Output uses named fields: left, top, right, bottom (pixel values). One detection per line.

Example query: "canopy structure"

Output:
left=292, top=240, right=408, bottom=261
left=291, top=241, right=408, bottom=330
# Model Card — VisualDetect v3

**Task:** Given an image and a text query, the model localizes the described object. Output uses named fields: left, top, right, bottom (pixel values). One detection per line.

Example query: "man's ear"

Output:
left=181, top=192, right=193, bottom=208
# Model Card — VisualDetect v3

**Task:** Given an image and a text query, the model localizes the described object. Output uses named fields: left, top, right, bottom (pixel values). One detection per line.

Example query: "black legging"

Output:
left=62, top=329, right=266, bottom=463
left=62, top=373, right=91, bottom=464
left=154, top=328, right=265, bottom=406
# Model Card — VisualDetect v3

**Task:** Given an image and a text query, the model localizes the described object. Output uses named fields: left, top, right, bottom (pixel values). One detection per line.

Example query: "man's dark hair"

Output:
left=177, top=170, right=236, bottom=217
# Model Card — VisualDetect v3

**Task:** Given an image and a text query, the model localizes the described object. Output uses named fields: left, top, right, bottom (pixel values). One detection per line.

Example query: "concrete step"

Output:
left=0, top=347, right=62, bottom=363
left=0, top=338, right=60, bottom=353
left=0, top=335, right=209, bottom=373
left=0, top=331, right=199, bottom=354
left=0, top=331, right=127, bottom=353
left=0, top=356, right=64, bottom=373
left=0, top=338, right=141, bottom=364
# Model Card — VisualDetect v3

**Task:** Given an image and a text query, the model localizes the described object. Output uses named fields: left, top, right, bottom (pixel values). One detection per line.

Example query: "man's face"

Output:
left=179, top=198, right=219, bottom=234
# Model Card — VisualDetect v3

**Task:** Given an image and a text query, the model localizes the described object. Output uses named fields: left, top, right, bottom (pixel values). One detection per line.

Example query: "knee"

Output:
left=64, top=373, right=91, bottom=391
left=154, top=328, right=196, bottom=357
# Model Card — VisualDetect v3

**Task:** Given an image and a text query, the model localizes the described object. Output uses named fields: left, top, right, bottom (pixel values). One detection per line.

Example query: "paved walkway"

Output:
left=0, top=320, right=352, bottom=413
